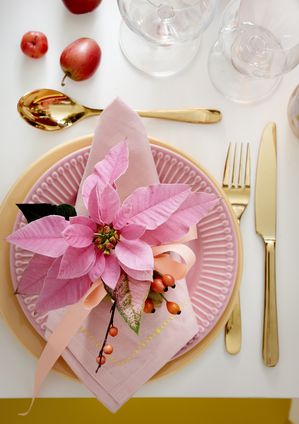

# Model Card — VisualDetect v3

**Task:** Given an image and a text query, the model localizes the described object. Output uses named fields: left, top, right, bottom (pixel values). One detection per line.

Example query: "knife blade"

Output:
left=255, top=122, right=279, bottom=367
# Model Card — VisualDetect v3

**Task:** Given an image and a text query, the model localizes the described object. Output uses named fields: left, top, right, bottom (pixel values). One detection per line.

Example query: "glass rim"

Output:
left=146, top=0, right=207, bottom=11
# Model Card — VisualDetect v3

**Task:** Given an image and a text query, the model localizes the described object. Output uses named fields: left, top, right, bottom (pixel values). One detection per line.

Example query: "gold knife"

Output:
left=255, top=122, right=279, bottom=367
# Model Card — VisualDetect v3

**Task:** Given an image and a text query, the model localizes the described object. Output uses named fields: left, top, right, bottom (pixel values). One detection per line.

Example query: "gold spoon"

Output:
left=17, top=89, right=222, bottom=131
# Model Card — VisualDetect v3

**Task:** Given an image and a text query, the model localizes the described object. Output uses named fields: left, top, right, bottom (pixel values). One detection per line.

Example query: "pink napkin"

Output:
left=76, top=97, right=160, bottom=206
left=46, top=99, right=198, bottom=412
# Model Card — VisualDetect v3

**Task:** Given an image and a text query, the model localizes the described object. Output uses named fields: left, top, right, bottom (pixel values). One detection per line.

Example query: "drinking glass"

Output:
left=208, top=0, right=299, bottom=103
left=118, top=0, right=217, bottom=77
left=288, top=85, right=299, bottom=139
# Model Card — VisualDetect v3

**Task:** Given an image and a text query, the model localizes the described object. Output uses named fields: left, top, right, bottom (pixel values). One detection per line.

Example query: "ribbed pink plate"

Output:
left=10, top=143, right=240, bottom=360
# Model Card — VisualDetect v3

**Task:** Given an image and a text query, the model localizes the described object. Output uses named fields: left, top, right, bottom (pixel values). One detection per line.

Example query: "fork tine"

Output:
left=245, top=143, right=250, bottom=188
left=232, top=143, right=237, bottom=187
left=222, top=143, right=232, bottom=187
left=237, top=144, right=243, bottom=187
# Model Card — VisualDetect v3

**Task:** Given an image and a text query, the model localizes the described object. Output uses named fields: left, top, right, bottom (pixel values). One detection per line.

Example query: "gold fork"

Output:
left=223, top=143, right=250, bottom=354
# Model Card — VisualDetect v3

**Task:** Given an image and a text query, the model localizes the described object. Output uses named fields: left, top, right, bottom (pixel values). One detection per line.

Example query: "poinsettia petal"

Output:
left=88, top=183, right=120, bottom=225
left=88, top=252, right=105, bottom=282
left=36, top=257, right=90, bottom=312
left=142, top=191, right=218, bottom=244
left=7, top=215, right=69, bottom=257
left=82, top=173, right=100, bottom=210
left=120, top=224, right=145, bottom=240
left=58, top=245, right=96, bottom=279
left=94, top=140, right=129, bottom=185
left=101, top=253, right=121, bottom=289
left=100, top=184, right=120, bottom=224
left=62, top=224, right=94, bottom=248
left=70, top=216, right=97, bottom=231
left=115, top=238, right=153, bottom=271
left=81, top=140, right=128, bottom=210
left=121, top=263, right=153, bottom=281
left=115, top=184, right=190, bottom=230
left=87, top=183, right=103, bottom=224
left=17, top=254, right=55, bottom=295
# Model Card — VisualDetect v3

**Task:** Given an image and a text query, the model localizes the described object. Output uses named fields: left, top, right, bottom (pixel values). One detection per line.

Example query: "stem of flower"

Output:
left=160, top=293, right=168, bottom=302
left=95, top=300, right=117, bottom=373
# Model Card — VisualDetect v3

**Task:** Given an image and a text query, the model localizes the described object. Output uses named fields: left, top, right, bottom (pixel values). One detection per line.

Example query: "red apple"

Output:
left=62, top=0, right=102, bottom=14
left=20, top=31, right=48, bottom=59
left=60, top=37, right=101, bottom=85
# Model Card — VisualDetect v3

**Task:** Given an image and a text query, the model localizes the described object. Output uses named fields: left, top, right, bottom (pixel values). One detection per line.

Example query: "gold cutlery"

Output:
left=17, top=89, right=222, bottom=131
left=255, top=122, right=279, bottom=367
left=223, top=143, right=250, bottom=355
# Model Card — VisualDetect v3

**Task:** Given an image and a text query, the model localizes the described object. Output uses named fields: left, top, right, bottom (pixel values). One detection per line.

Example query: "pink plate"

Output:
left=10, top=143, right=240, bottom=360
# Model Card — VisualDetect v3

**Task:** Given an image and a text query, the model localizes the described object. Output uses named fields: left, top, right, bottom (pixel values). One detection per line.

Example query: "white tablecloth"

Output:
left=1, top=0, right=299, bottom=399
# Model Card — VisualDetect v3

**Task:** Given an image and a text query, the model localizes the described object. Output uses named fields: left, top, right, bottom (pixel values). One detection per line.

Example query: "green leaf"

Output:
left=55, top=204, right=77, bottom=220
left=17, top=203, right=77, bottom=223
left=17, top=203, right=56, bottom=222
left=114, top=275, right=142, bottom=334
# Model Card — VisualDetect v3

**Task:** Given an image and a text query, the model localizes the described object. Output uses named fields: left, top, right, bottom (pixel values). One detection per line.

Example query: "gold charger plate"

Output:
left=0, top=135, right=242, bottom=381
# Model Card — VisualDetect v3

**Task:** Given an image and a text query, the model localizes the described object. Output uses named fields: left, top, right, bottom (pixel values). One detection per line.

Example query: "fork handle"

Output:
left=225, top=293, right=241, bottom=354
left=263, top=240, right=279, bottom=367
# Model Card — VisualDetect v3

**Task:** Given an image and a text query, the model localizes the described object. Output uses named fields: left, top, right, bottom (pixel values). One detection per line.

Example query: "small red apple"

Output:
left=62, top=0, right=102, bottom=14
left=60, top=37, right=101, bottom=85
left=20, top=31, right=48, bottom=59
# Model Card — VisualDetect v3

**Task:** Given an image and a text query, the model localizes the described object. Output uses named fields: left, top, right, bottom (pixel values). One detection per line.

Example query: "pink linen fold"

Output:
left=76, top=97, right=160, bottom=208
left=45, top=98, right=199, bottom=412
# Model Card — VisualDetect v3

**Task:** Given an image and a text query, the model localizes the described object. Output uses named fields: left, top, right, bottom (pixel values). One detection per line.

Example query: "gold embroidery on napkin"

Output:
left=79, top=327, right=102, bottom=349
left=79, top=315, right=174, bottom=366
left=111, top=316, right=174, bottom=366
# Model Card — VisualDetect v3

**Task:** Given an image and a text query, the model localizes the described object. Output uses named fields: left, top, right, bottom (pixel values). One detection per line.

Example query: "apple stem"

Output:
left=61, top=72, right=69, bottom=87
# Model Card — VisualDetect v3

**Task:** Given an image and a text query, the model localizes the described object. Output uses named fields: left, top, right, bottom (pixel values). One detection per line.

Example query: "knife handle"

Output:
left=263, top=240, right=279, bottom=367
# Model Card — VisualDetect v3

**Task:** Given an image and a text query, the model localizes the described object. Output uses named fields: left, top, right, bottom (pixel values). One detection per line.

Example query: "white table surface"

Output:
left=1, top=0, right=299, bottom=399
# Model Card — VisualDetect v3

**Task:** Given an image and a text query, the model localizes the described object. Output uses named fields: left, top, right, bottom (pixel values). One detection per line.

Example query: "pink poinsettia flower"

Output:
left=7, top=140, right=218, bottom=312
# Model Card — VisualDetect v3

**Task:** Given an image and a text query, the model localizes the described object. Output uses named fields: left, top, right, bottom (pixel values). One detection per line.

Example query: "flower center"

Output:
left=93, top=225, right=120, bottom=255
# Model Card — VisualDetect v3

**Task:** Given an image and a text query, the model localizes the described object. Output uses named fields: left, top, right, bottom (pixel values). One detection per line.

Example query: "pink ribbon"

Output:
left=153, top=244, right=195, bottom=280
left=20, top=281, right=107, bottom=416
left=153, top=226, right=197, bottom=279
left=21, top=227, right=197, bottom=415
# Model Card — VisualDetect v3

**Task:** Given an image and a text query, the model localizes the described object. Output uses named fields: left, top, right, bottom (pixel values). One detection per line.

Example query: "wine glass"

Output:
left=208, top=0, right=299, bottom=103
left=117, top=0, right=217, bottom=77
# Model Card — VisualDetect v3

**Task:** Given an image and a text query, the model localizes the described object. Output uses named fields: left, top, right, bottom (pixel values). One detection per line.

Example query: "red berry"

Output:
left=144, top=298, right=155, bottom=313
left=103, top=344, right=113, bottom=355
left=109, top=326, right=118, bottom=337
left=20, top=31, right=48, bottom=59
left=162, top=274, right=175, bottom=287
left=166, top=302, right=181, bottom=315
left=151, top=278, right=167, bottom=293
left=96, top=355, right=106, bottom=365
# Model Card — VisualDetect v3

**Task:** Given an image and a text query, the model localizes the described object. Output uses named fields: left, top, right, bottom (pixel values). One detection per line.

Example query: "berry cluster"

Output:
left=95, top=302, right=118, bottom=371
left=95, top=272, right=181, bottom=371
left=144, top=273, right=181, bottom=315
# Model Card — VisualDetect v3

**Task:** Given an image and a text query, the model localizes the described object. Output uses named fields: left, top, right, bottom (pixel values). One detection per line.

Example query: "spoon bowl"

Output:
left=17, top=89, right=99, bottom=131
left=17, top=89, right=222, bottom=131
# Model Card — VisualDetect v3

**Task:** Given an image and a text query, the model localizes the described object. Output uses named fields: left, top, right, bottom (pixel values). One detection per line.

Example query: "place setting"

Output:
left=1, top=0, right=299, bottom=415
